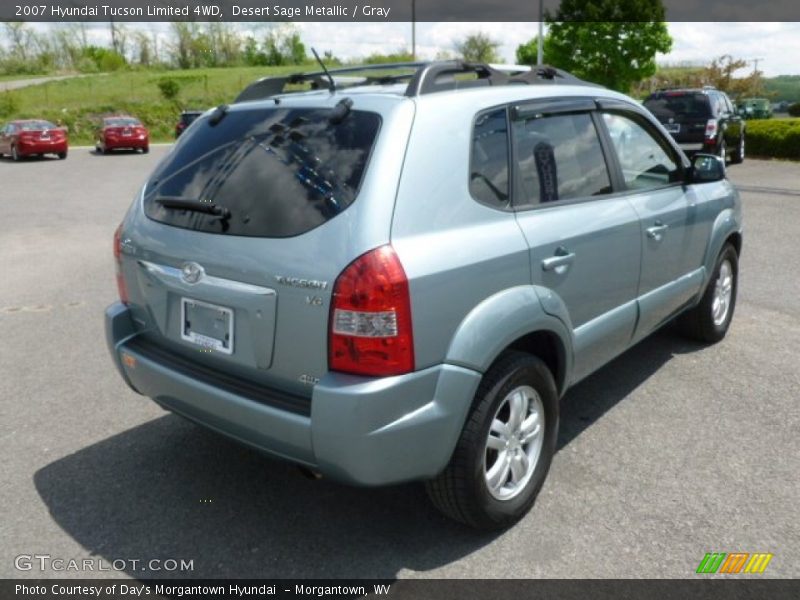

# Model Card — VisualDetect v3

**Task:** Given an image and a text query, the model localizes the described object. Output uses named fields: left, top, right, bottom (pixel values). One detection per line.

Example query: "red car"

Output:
left=0, top=120, right=68, bottom=161
left=95, top=116, right=149, bottom=154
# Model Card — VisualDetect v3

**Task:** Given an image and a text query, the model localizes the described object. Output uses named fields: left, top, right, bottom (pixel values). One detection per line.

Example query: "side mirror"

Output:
left=687, top=153, right=726, bottom=184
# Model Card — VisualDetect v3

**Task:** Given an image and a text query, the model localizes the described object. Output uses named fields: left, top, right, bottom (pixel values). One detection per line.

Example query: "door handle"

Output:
left=541, top=248, right=576, bottom=273
left=646, top=222, right=669, bottom=241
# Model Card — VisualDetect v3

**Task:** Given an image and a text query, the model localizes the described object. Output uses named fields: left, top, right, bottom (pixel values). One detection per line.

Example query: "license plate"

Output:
left=40, top=134, right=50, bottom=140
left=665, top=123, right=681, bottom=133
left=181, top=298, right=234, bottom=354
left=123, top=129, right=132, bottom=136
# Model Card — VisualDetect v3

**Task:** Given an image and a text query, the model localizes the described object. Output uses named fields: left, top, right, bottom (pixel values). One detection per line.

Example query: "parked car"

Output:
left=0, top=119, right=68, bottom=161
left=643, top=87, right=745, bottom=164
left=175, top=110, right=203, bottom=138
left=95, top=116, right=149, bottom=154
left=737, top=97, right=772, bottom=119
left=106, top=62, right=742, bottom=530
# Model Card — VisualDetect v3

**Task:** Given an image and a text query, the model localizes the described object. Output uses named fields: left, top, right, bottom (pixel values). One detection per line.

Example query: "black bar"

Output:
left=2, top=0, right=800, bottom=22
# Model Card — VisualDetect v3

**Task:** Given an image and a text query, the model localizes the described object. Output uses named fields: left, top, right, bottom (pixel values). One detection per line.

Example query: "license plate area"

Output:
left=665, top=123, right=681, bottom=133
left=123, top=129, right=132, bottom=136
left=181, top=298, right=234, bottom=354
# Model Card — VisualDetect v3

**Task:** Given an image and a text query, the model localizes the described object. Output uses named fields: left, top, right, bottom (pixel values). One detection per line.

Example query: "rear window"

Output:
left=19, top=121, right=56, bottom=131
left=144, top=107, right=381, bottom=238
left=105, top=118, right=141, bottom=127
left=644, top=93, right=711, bottom=119
left=181, top=112, right=202, bottom=125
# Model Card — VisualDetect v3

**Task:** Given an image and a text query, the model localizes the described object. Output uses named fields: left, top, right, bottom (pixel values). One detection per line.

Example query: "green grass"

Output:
left=0, top=66, right=312, bottom=144
left=0, top=72, right=53, bottom=82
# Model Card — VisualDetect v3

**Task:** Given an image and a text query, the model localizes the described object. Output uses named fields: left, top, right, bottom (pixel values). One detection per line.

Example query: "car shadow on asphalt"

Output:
left=557, top=325, right=705, bottom=451
left=33, top=327, right=705, bottom=579
left=90, top=149, right=146, bottom=157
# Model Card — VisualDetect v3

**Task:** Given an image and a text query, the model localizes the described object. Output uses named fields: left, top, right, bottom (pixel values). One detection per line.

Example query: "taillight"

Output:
left=329, top=245, right=414, bottom=376
left=114, top=224, right=129, bottom=304
left=705, top=119, right=718, bottom=140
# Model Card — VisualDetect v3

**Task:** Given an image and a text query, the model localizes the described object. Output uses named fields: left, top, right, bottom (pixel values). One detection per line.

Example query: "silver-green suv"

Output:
left=106, top=62, right=742, bottom=529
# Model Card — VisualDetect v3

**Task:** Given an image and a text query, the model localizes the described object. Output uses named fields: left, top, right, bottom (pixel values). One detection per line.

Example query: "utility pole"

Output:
left=411, top=0, right=416, bottom=60
left=750, top=57, right=764, bottom=95
left=537, top=0, right=544, bottom=66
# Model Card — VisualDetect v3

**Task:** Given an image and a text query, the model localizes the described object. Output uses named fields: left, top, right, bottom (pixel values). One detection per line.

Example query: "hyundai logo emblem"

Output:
left=181, top=262, right=205, bottom=285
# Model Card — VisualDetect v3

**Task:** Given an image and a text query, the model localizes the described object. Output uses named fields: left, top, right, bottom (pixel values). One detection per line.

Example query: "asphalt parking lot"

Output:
left=1, top=149, right=798, bottom=579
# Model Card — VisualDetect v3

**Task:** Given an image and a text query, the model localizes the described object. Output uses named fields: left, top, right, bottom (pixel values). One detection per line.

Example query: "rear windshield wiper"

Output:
left=155, top=196, right=231, bottom=220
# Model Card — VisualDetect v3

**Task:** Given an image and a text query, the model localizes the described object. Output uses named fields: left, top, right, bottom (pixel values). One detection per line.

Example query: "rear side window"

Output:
left=144, top=107, right=381, bottom=238
left=644, top=93, right=711, bottom=119
left=470, top=109, right=510, bottom=208
left=511, top=112, right=611, bottom=207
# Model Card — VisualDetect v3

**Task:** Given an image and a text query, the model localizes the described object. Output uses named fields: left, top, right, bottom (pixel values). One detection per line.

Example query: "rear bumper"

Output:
left=17, top=140, right=67, bottom=155
left=679, top=142, right=709, bottom=154
left=105, top=302, right=481, bottom=486
left=105, top=136, right=148, bottom=149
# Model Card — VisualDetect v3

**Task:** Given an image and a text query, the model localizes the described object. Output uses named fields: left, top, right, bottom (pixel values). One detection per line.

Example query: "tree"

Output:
left=516, top=35, right=551, bottom=66
left=545, top=0, right=672, bottom=92
left=455, top=33, right=501, bottom=63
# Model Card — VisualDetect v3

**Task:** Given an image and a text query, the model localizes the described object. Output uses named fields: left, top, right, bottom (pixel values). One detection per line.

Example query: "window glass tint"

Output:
left=602, top=113, right=681, bottom=190
left=469, top=109, right=509, bottom=208
left=512, top=112, right=611, bottom=206
left=19, top=121, right=56, bottom=131
left=105, top=117, right=141, bottom=127
left=644, top=93, right=711, bottom=119
left=143, top=107, right=381, bottom=238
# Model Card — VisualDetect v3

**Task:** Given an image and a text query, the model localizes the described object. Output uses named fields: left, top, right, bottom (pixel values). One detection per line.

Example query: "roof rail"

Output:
left=234, top=61, right=599, bottom=104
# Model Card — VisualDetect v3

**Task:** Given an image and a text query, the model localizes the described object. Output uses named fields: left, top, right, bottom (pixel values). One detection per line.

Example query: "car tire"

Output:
left=425, top=351, right=559, bottom=530
left=677, top=244, right=738, bottom=343
left=11, top=144, right=20, bottom=162
left=730, top=135, right=745, bottom=164
left=142, top=146, right=150, bottom=154
left=57, top=151, right=67, bottom=160
left=717, top=138, right=727, bottom=163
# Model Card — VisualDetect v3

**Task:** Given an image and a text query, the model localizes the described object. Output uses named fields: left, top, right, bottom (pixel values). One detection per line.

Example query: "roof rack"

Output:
left=234, top=61, right=599, bottom=103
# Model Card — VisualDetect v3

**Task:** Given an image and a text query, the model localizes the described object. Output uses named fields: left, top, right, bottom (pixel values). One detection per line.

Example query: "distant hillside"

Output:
left=763, top=76, right=800, bottom=103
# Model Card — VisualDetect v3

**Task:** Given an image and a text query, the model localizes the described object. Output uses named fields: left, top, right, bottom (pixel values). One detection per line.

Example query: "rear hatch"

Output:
left=118, top=102, right=388, bottom=398
left=643, top=92, right=712, bottom=144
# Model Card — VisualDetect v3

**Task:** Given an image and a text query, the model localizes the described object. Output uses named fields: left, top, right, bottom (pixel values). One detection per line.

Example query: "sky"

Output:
left=23, top=22, right=800, bottom=77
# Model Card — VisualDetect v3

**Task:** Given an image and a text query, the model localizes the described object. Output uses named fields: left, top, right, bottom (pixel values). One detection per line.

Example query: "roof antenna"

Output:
left=311, top=48, right=335, bottom=93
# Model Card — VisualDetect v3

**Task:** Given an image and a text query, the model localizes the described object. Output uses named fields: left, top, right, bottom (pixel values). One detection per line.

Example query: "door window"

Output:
left=511, top=112, right=612, bottom=207
left=602, top=112, right=682, bottom=190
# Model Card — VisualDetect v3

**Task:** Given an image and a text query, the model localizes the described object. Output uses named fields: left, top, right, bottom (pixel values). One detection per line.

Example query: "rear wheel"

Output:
left=730, top=134, right=745, bottom=164
left=57, top=151, right=67, bottom=160
left=425, top=351, right=559, bottom=530
left=677, top=244, right=738, bottom=343
left=717, top=138, right=727, bottom=163
left=142, top=145, right=150, bottom=154
left=11, top=145, right=20, bottom=161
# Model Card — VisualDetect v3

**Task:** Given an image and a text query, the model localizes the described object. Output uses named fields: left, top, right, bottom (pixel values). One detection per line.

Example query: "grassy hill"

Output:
left=0, top=66, right=306, bottom=144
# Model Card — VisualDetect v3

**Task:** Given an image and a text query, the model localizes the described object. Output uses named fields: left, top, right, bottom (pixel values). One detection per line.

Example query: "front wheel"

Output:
left=426, top=351, right=559, bottom=530
left=677, top=244, right=738, bottom=343
left=11, top=144, right=20, bottom=161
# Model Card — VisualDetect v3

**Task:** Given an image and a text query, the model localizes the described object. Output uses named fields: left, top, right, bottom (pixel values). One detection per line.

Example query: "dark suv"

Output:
left=644, top=87, right=745, bottom=164
left=174, top=110, right=204, bottom=138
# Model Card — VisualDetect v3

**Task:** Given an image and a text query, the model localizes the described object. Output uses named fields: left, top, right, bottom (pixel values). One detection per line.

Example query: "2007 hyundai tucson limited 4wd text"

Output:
left=106, top=62, right=742, bottom=530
